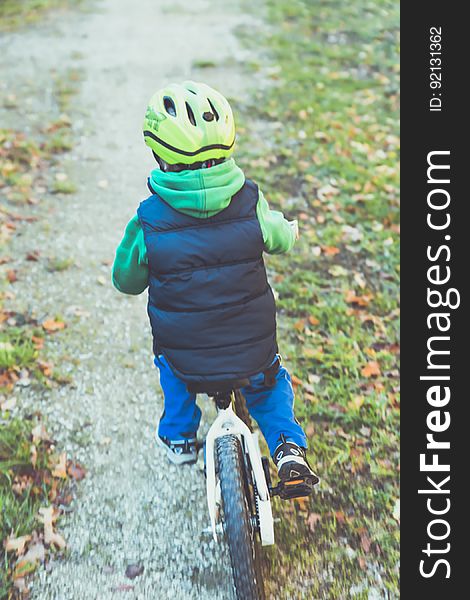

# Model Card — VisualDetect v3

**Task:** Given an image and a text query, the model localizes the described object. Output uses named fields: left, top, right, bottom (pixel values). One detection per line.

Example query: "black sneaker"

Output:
left=273, top=435, right=320, bottom=499
left=156, top=433, right=199, bottom=465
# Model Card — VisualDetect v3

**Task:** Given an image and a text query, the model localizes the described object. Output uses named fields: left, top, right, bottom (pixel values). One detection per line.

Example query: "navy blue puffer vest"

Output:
left=137, top=179, right=278, bottom=383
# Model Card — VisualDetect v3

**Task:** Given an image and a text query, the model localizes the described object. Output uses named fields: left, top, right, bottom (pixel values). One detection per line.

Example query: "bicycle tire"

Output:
left=216, top=434, right=265, bottom=600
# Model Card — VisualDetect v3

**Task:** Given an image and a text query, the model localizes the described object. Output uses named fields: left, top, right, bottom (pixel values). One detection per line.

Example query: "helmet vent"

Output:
left=163, top=96, right=177, bottom=117
left=185, top=102, right=197, bottom=126
left=207, top=98, right=219, bottom=121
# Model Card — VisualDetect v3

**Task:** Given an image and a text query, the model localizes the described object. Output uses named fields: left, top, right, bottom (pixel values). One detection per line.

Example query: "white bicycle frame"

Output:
left=205, top=395, right=275, bottom=546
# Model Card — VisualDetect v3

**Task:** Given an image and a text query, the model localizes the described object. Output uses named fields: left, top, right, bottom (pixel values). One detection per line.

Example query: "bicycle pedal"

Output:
left=272, top=474, right=319, bottom=500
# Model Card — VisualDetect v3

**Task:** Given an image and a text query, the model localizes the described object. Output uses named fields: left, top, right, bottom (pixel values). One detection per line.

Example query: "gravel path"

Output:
left=1, top=1, right=262, bottom=597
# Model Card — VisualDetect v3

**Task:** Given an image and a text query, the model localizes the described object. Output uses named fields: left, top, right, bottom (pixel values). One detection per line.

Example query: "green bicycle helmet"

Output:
left=143, top=81, right=235, bottom=166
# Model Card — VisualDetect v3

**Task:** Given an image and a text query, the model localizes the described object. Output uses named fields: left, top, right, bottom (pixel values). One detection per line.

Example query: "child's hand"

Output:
left=289, top=219, right=300, bottom=240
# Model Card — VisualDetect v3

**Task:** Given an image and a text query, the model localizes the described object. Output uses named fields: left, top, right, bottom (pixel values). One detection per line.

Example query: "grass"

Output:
left=50, top=180, right=77, bottom=195
left=46, top=256, right=74, bottom=271
left=0, top=0, right=84, bottom=31
left=0, top=416, right=71, bottom=597
left=192, top=59, right=218, bottom=69
left=1, top=7, right=82, bottom=591
left=0, top=330, right=37, bottom=372
left=44, top=132, right=74, bottom=154
left=53, top=68, right=83, bottom=112
left=235, top=0, right=399, bottom=597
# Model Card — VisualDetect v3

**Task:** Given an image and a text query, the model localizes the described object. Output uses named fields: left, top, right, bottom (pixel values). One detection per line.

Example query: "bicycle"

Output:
left=187, top=376, right=315, bottom=600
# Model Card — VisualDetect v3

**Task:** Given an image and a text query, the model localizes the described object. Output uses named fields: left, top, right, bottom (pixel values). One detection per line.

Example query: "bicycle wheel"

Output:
left=216, top=434, right=265, bottom=600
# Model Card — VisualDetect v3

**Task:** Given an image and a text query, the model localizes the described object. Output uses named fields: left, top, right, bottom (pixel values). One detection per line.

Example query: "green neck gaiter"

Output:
left=148, top=158, right=245, bottom=218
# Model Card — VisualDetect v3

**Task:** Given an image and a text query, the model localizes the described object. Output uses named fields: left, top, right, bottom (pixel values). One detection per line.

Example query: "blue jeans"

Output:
left=154, top=354, right=307, bottom=456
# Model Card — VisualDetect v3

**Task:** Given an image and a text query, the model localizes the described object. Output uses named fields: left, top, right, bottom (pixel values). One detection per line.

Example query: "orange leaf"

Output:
left=7, top=269, right=17, bottom=283
left=361, top=361, right=381, bottom=378
left=321, top=246, right=340, bottom=256
left=32, top=335, right=44, bottom=349
left=294, top=319, right=306, bottom=332
left=290, top=375, right=303, bottom=388
left=42, top=319, right=65, bottom=333
left=308, top=316, right=320, bottom=326
left=345, top=290, right=372, bottom=306
left=37, top=360, right=53, bottom=377
left=294, top=496, right=309, bottom=511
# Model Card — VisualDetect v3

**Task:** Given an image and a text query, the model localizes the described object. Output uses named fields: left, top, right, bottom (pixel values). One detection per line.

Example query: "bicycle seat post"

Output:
left=213, top=390, right=233, bottom=411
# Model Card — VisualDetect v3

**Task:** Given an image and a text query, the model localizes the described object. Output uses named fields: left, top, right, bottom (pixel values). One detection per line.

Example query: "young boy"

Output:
left=112, top=81, right=319, bottom=497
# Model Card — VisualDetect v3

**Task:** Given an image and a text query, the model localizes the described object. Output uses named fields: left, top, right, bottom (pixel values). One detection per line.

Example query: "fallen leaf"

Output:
left=347, top=395, right=364, bottom=411
left=67, top=461, right=86, bottom=481
left=42, top=319, right=66, bottom=332
left=306, top=513, right=321, bottom=532
left=13, top=577, right=28, bottom=592
left=4, top=535, right=31, bottom=557
left=353, top=272, right=366, bottom=289
left=30, top=444, right=37, bottom=467
left=360, top=531, right=372, bottom=553
left=38, top=506, right=66, bottom=549
left=32, top=335, right=44, bottom=349
left=11, top=475, right=33, bottom=495
left=358, top=556, right=367, bottom=570
left=13, top=559, right=37, bottom=580
left=26, top=250, right=41, bottom=261
left=321, top=245, right=340, bottom=256
left=345, top=290, right=373, bottom=306
left=51, top=452, right=67, bottom=479
left=308, top=316, right=320, bottom=326
left=31, top=423, right=51, bottom=443
left=305, top=423, right=315, bottom=437
left=21, top=542, right=45, bottom=565
left=361, top=361, right=381, bottom=378
left=37, top=359, right=53, bottom=377
left=328, top=265, right=348, bottom=278
left=7, top=269, right=17, bottom=283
